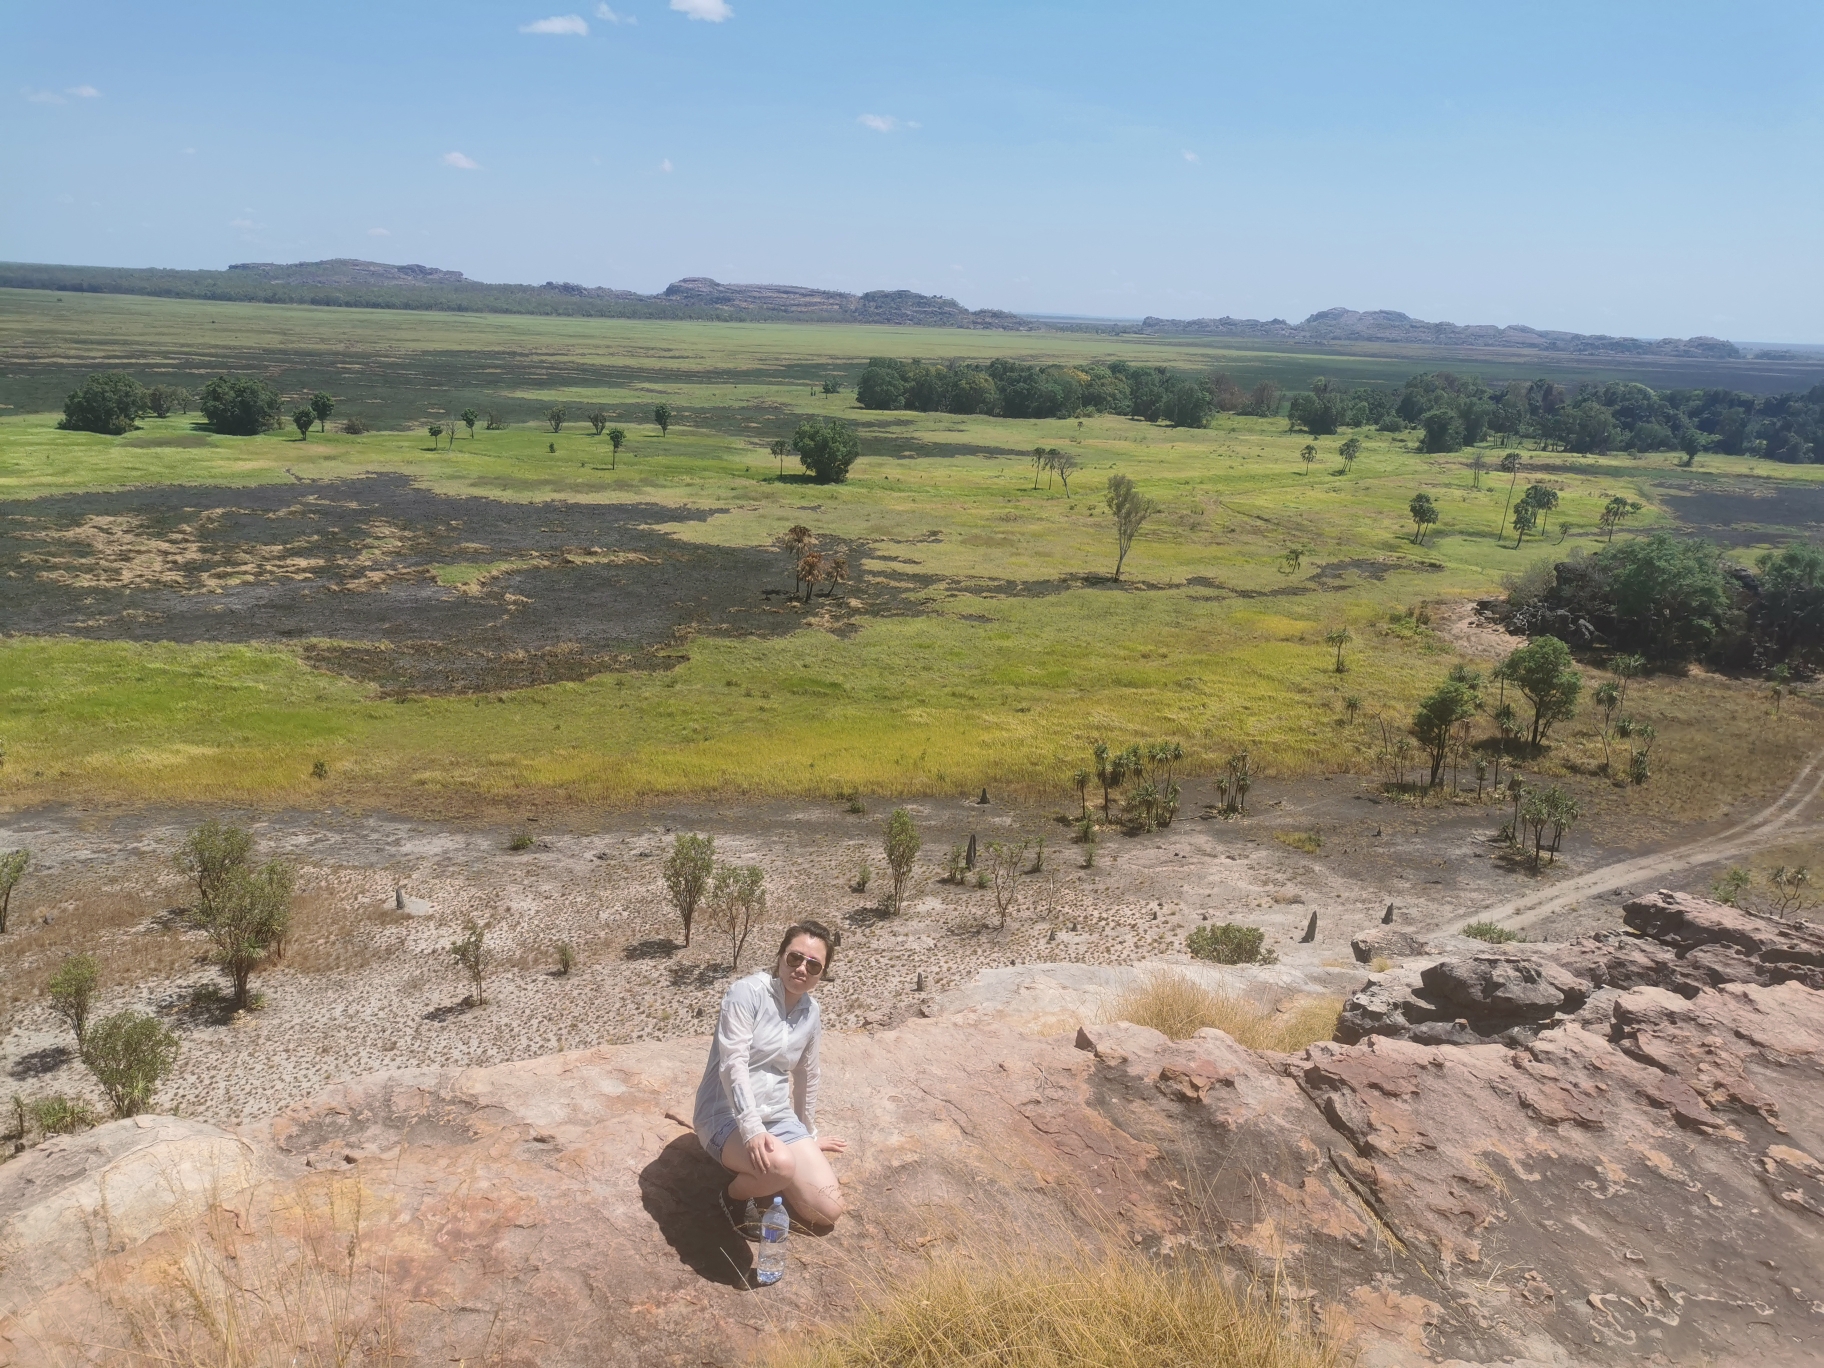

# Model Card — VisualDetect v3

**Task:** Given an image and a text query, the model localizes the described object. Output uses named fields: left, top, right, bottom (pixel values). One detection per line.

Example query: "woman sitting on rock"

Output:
left=694, top=920, right=847, bottom=1230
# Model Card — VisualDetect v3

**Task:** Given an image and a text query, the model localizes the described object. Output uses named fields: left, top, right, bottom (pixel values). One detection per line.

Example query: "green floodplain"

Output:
left=3, top=287, right=1823, bottom=822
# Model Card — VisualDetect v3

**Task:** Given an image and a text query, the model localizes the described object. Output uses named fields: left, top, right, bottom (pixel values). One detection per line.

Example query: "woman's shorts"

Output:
left=705, top=1113, right=811, bottom=1162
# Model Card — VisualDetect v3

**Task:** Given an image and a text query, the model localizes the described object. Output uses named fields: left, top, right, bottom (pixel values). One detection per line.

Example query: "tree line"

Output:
left=1289, top=370, right=1824, bottom=462
left=854, top=357, right=1280, bottom=426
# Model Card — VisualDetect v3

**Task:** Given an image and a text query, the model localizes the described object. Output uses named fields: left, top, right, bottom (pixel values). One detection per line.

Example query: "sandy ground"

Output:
left=0, top=775, right=1719, bottom=1127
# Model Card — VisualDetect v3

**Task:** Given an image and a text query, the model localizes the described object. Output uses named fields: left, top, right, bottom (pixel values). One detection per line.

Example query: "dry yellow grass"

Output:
left=767, top=1246, right=1340, bottom=1368
left=1109, top=972, right=1341, bottom=1053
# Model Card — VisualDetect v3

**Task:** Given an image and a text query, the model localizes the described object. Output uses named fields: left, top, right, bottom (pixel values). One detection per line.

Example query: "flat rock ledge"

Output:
left=1, top=892, right=1821, bottom=1367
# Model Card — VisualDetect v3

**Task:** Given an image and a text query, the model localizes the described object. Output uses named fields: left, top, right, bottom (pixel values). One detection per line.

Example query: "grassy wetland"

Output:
left=2, top=287, right=1821, bottom=823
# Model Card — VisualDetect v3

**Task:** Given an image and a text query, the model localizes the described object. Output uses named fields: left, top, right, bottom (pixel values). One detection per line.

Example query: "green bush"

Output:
left=83, top=1011, right=180, bottom=1117
left=29, top=1094, right=99, bottom=1136
left=1186, top=923, right=1276, bottom=965
left=1462, top=921, right=1520, bottom=944
left=60, top=373, right=147, bottom=435
left=198, top=374, right=282, bottom=435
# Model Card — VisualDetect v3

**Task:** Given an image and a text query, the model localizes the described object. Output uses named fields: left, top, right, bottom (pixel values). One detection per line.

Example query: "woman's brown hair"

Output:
left=774, top=920, right=836, bottom=980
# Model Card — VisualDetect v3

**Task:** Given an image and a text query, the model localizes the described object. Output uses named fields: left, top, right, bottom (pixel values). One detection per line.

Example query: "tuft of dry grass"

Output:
left=766, top=1245, right=1340, bottom=1368
left=1109, top=972, right=1341, bottom=1053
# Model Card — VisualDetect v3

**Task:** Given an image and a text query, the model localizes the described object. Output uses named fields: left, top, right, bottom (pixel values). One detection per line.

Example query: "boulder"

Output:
left=1350, top=926, right=1427, bottom=963
left=1622, top=889, right=1824, bottom=989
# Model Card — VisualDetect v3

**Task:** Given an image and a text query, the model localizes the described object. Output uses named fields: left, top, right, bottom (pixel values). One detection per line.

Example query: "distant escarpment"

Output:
left=0, top=259, right=1037, bottom=329
left=1138, top=305, right=1743, bottom=359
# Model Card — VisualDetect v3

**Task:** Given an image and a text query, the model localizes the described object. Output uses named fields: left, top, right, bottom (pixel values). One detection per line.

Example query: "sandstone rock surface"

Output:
left=2, top=899, right=1821, bottom=1367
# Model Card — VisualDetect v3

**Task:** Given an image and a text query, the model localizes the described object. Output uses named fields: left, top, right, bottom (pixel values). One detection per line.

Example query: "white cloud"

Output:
left=659, top=157, right=673, bottom=173
left=670, top=0, right=731, bottom=21
left=367, top=227, right=390, bottom=237
left=22, top=88, right=64, bottom=104
left=1182, top=150, right=1199, bottom=163
left=595, top=3, right=635, bottom=21
left=520, top=14, right=588, bottom=35
left=442, top=151, right=481, bottom=170
left=66, top=85, right=101, bottom=98
left=859, top=114, right=900, bottom=133
left=229, top=218, right=257, bottom=229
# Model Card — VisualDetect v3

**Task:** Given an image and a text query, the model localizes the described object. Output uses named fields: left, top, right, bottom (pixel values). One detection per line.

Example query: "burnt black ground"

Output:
left=0, top=474, right=887, bottom=692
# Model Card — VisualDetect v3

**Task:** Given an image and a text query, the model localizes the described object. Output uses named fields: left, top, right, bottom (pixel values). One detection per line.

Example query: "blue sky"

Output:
left=4, top=1, right=1821, bottom=340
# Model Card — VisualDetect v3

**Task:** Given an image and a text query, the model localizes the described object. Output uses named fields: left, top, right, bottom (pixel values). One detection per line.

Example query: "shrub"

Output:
left=1462, top=921, right=1519, bottom=944
left=555, top=941, right=576, bottom=975
left=884, top=809, right=921, bottom=913
left=0, top=848, right=28, bottom=933
left=310, top=759, right=328, bottom=779
left=190, top=860, right=295, bottom=1009
left=704, top=863, right=766, bottom=971
left=662, top=833, right=715, bottom=947
left=1108, top=972, right=1337, bottom=1052
left=29, top=1094, right=99, bottom=1136
left=47, top=952, right=99, bottom=1049
left=60, top=373, right=147, bottom=435
left=198, top=375, right=282, bottom=435
left=83, top=1011, right=180, bottom=1117
left=508, top=830, right=535, bottom=851
left=450, top=920, right=487, bottom=1006
left=1186, top=922, right=1276, bottom=965
left=1274, top=831, right=1323, bottom=854
left=341, top=416, right=370, bottom=435
left=852, top=862, right=871, bottom=894
left=175, top=820, right=253, bottom=919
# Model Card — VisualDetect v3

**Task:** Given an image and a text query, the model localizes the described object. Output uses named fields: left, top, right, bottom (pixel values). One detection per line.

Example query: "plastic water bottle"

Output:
left=756, top=1196, right=789, bottom=1285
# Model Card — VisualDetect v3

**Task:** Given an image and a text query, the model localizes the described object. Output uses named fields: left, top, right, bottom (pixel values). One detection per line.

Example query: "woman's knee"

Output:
left=793, top=1178, right=844, bottom=1226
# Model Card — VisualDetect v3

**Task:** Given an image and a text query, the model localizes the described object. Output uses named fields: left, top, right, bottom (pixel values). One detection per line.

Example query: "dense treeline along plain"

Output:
left=4, top=287, right=1824, bottom=830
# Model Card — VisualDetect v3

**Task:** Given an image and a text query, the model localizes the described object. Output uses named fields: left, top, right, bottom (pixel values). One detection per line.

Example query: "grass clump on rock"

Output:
left=1186, top=922, right=1276, bottom=965
left=1110, top=972, right=1340, bottom=1053
left=768, top=1244, right=1340, bottom=1368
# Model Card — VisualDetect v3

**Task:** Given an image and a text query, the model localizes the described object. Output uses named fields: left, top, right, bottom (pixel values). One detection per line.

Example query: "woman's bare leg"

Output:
left=781, top=1137, right=844, bottom=1226
left=720, top=1132, right=795, bottom=1201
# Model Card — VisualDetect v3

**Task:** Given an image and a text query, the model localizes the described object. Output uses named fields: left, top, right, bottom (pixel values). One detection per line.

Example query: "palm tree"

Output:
left=1324, top=626, right=1352, bottom=672
left=1300, top=443, right=1316, bottom=475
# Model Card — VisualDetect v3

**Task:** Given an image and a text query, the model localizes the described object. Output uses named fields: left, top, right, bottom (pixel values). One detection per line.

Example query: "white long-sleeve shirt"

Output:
left=693, top=970, right=821, bottom=1150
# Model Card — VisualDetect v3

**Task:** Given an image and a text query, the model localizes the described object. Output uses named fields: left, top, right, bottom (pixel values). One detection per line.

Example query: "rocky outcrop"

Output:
left=1350, top=926, right=1427, bottom=963
left=3, top=905, right=1822, bottom=1367
left=1136, top=307, right=1742, bottom=359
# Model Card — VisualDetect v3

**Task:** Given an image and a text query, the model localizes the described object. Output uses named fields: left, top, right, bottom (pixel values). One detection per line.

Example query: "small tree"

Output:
left=60, top=373, right=147, bottom=435
left=1325, top=626, right=1352, bottom=673
left=654, top=403, right=673, bottom=436
left=1105, top=473, right=1158, bottom=578
left=608, top=427, right=626, bottom=467
left=1072, top=768, right=1090, bottom=818
left=450, top=919, right=487, bottom=1006
left=884, top=808, right=920, bottom=913
left=0, top=849, right=28, bottom=933
left=1093, top=741, right=1131, bottom=819
left=987, top=840, right=1027, bottom=930
left=176, top=821, right=253, bottom=920
left=1339, top=436, right=1361, bottom=473
left=706, top=864, right=766, bottom=971
left=310, top=392, right=335, bottom=432
left=1680, top=431, right=1702, bottom=466
left=83, top=1011, right=179, bottom=1118
left=48, top=953, right=99, bottom=1050
left=1300, top=443, right=1316, bottom=476
left=792, top=417, right=861, bottom=483
left=191, top=860, right=294, bottom=1009
left=662, top=833, right=715, bottom=947
left=1409, top=492, right=1439, bottom=544
left=770, top=437, right=789, bottom=476
left=1412, top=678, right=1480, bottom=789
left=1051, top=450, right=1081, bottom=495
left=1510, top=499, right=1538, bottom=548
left=1599, top=495, right=1641, bottom=541
left=546, top=406, right=566, bottom=433
left=461, top=408, right=479, bottom=439
left=292, top=407, right=316, bottom=440
left=588, top=408, right=610, bottom=437
left=1593, top=680, right=1620, bottom=770
left=1032, top=446, right=1048, bottom=489
left=1769, top=865, right=1812, bottom=918
left=1498, top=637, right=1582, bottom=747
left=427, top=423, right=444, bottom=447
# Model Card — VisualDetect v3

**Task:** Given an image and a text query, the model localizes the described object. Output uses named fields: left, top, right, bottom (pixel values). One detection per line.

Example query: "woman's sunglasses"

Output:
left=784, top=950, right=825, bottom=977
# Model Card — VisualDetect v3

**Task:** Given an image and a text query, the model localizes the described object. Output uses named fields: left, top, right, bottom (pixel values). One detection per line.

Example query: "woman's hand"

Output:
left=817, top=1135, right=849, bottom=1154
left=745, top=1131, right=786, bottom=1174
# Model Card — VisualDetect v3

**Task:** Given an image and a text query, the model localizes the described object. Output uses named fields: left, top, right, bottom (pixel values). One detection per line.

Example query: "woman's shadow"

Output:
left=638, top=1133, right=755, bottom=1289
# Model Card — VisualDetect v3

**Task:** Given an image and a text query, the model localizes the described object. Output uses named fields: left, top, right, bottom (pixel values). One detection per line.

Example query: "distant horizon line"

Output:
left=5, top=255, right=1821, bottom=350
